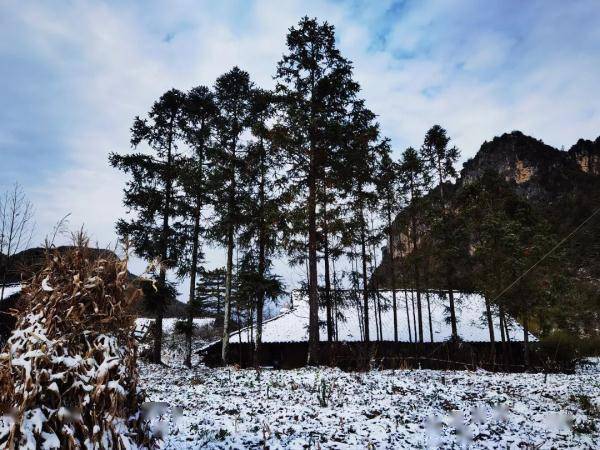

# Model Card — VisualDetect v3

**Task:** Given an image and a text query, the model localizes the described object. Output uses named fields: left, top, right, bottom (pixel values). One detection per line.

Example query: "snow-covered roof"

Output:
left=228, top=291, right=531, bottom=344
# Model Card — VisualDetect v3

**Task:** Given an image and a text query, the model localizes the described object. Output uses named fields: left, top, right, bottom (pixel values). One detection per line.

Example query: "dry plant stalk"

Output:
left=0, top=234, right=153, bottom=449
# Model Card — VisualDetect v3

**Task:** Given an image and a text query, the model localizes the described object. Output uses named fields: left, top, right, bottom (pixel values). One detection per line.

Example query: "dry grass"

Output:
left=0, top=234, right=153, bottom=449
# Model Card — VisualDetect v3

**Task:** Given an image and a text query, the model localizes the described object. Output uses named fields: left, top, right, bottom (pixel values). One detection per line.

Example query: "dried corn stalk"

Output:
left=0, top=236, right=153, bottom=449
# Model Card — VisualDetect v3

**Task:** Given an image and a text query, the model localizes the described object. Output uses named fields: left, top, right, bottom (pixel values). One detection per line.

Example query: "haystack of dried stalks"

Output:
left=0, top=234, right=153, bottom=449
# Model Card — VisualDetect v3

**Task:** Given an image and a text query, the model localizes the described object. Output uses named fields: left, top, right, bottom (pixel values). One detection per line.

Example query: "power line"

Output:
left=491, top=204, right=600, bottom=304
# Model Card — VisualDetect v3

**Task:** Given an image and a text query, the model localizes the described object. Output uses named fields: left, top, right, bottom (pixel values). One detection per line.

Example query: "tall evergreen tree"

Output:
left=195, top=267, right=227, bottom=317
left=339, top=101, right=383, bottom=345
left=375, top=146, right=401, bottom=341
left=239, top=88, right=286, bottom=365
left=421, top=125, right=459, bottom=203
left=318, top=187, right=346, bottom=342
left=420, top=125, right=461, bottom=340
left=398, top=147, right=430, bottom=343
left=109, top=88, right=187, bottom=363
left=178, top=85, right=218, bottom=367
left=210, top=67, right=254, bottom=365
left=275, top=17, right=359, bottom=364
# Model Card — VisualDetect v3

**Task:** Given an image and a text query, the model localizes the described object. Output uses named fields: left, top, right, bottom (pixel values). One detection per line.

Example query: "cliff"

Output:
left=375, top=131, right=600, bottom=290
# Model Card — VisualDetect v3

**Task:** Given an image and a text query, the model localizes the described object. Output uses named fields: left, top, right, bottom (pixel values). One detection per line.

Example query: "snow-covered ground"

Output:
left=139, top=354, right=600, bottom=449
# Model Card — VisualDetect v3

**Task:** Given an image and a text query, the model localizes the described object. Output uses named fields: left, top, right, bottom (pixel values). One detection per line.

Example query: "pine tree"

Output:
left=457, top=170, right=564, bottom=364
left=195, top=267, right=227, bottom=317
left=339, top=101, right=383, bottom=345
left=210, top=67, right=254, bottom=365
left=375, top=146, right=402, bottom=341
left=238, top=88, right=286, bottom=365
left=109, top=88, right=187, bottom=363
left=398, top=147, right=430, bottom=343
left=459, top=173, right=508, bottom=347
left=178, top=85, right=218, bottom=367
left=421, top=125, right=459, bottom=203
left=420, top=125, right=461, bottom=340
left=275, top=17, right=359, bottom=364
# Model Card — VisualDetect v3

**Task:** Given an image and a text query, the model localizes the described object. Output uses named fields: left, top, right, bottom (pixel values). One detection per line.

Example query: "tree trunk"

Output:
left=222, top=135, right=238, bottom=365
left=387, top=209, right=398, bottom=342
left=375, top=288, right=383, bottom=341
left=426, top=290, right=434, bottom=343
left=222, top=225, right=234, bottom=365
left=447, top=276, right=458, bottom=340
left=323, top=195, right=334, bottom=342
left=154, top=113, right=175, bottom=364
left=368, top=216, right=383, bottom=342
left=499, top=305, right=506, bottom=343
left=499, top=304, right=509, bottom=366
left=254, top=147, right=267, bottom=368
left=373, top=292, right=379, bottom=341
left=184, top=200, right=201, bottom=368
left=153, top=291, right=164, bottom=364
left=332, top=261, right=339, bottom=341
left=307, top=152, right=320, bottom=366
left=377, top=291, right=383, bottom=341
left=410, top=215, right=423, bottom=343
left=415, top=281, right=423, bottom=343
left=523, top=309, right=530, bottom=368
left=403, top=288, right=412, bottom=343
left=410, top=290, right=417, bottom=345
left=484, top=295, right=496, bottom=361
left=360, top=216, right=370, bottom=345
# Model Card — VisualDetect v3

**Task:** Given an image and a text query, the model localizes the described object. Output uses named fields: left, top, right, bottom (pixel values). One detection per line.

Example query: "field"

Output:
left=139, top=337, right=600, bottom=449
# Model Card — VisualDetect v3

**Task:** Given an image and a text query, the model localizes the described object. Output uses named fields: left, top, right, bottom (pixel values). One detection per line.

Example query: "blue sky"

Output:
left=1, top=0, right=599, bottom=285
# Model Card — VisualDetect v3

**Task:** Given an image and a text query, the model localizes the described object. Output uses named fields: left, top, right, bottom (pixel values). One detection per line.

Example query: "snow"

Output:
left=227, top=291, right=531, bottom=344
left=41, top=276, right=54, bottom=292
left=139, top=361, right=600, bottom=449
left=0, top=310, right=148, bottom=449
left=135, top=325, right=600, bottom=449
left=0, top=283, right=22, bottom=299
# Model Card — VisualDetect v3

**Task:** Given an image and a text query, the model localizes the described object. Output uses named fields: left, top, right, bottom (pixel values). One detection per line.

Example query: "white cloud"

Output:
left=1, top=0, right=599, bottom=291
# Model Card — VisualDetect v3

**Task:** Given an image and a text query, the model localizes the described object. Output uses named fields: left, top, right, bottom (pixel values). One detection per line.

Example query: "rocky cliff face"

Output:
left=375, top=130, right=600, bottom=290
left=569, top=137, right=600, bottom=175
left=460, top=131, right=599, bottom=202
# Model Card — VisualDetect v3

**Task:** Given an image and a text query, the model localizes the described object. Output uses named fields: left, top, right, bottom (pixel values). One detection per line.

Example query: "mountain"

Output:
left=569, top=136, right=600, bottom=176
left=460, top=131, right=599, bottom=201
left=375, top=131, right=600, bottom=290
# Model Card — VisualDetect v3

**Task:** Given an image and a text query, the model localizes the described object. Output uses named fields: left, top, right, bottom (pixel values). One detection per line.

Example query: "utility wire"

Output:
left=491, top=204, right=600, bottom=304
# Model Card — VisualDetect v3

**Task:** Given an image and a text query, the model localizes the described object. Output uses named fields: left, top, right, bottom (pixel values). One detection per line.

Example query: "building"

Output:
left=201, top=291, right=535, bottom=370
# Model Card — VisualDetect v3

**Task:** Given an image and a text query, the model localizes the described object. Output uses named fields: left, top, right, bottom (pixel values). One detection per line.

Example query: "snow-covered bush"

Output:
left=0, top=238, right=153, bottom=449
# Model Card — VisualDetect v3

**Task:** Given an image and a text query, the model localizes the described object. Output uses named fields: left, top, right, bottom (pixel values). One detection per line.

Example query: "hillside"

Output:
left=376, top=131, right=600, bottom=289
left=0, top=246, right=189, bottom=317
left=0, top=246, right=120, bottom=285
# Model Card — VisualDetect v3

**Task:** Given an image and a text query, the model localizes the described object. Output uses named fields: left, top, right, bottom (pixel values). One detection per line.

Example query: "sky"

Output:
left=1, top=0, right=599, bottom=291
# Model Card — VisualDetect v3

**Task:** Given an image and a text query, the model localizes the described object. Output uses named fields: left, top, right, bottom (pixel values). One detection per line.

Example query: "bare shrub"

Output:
left=0, top=234, right=153, bottom=449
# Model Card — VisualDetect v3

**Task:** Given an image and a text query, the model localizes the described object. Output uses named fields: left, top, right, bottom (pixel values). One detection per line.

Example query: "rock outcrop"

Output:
left=460, top=131, right=598, bottom=202
left=569, top=136, right=600, bottom=175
